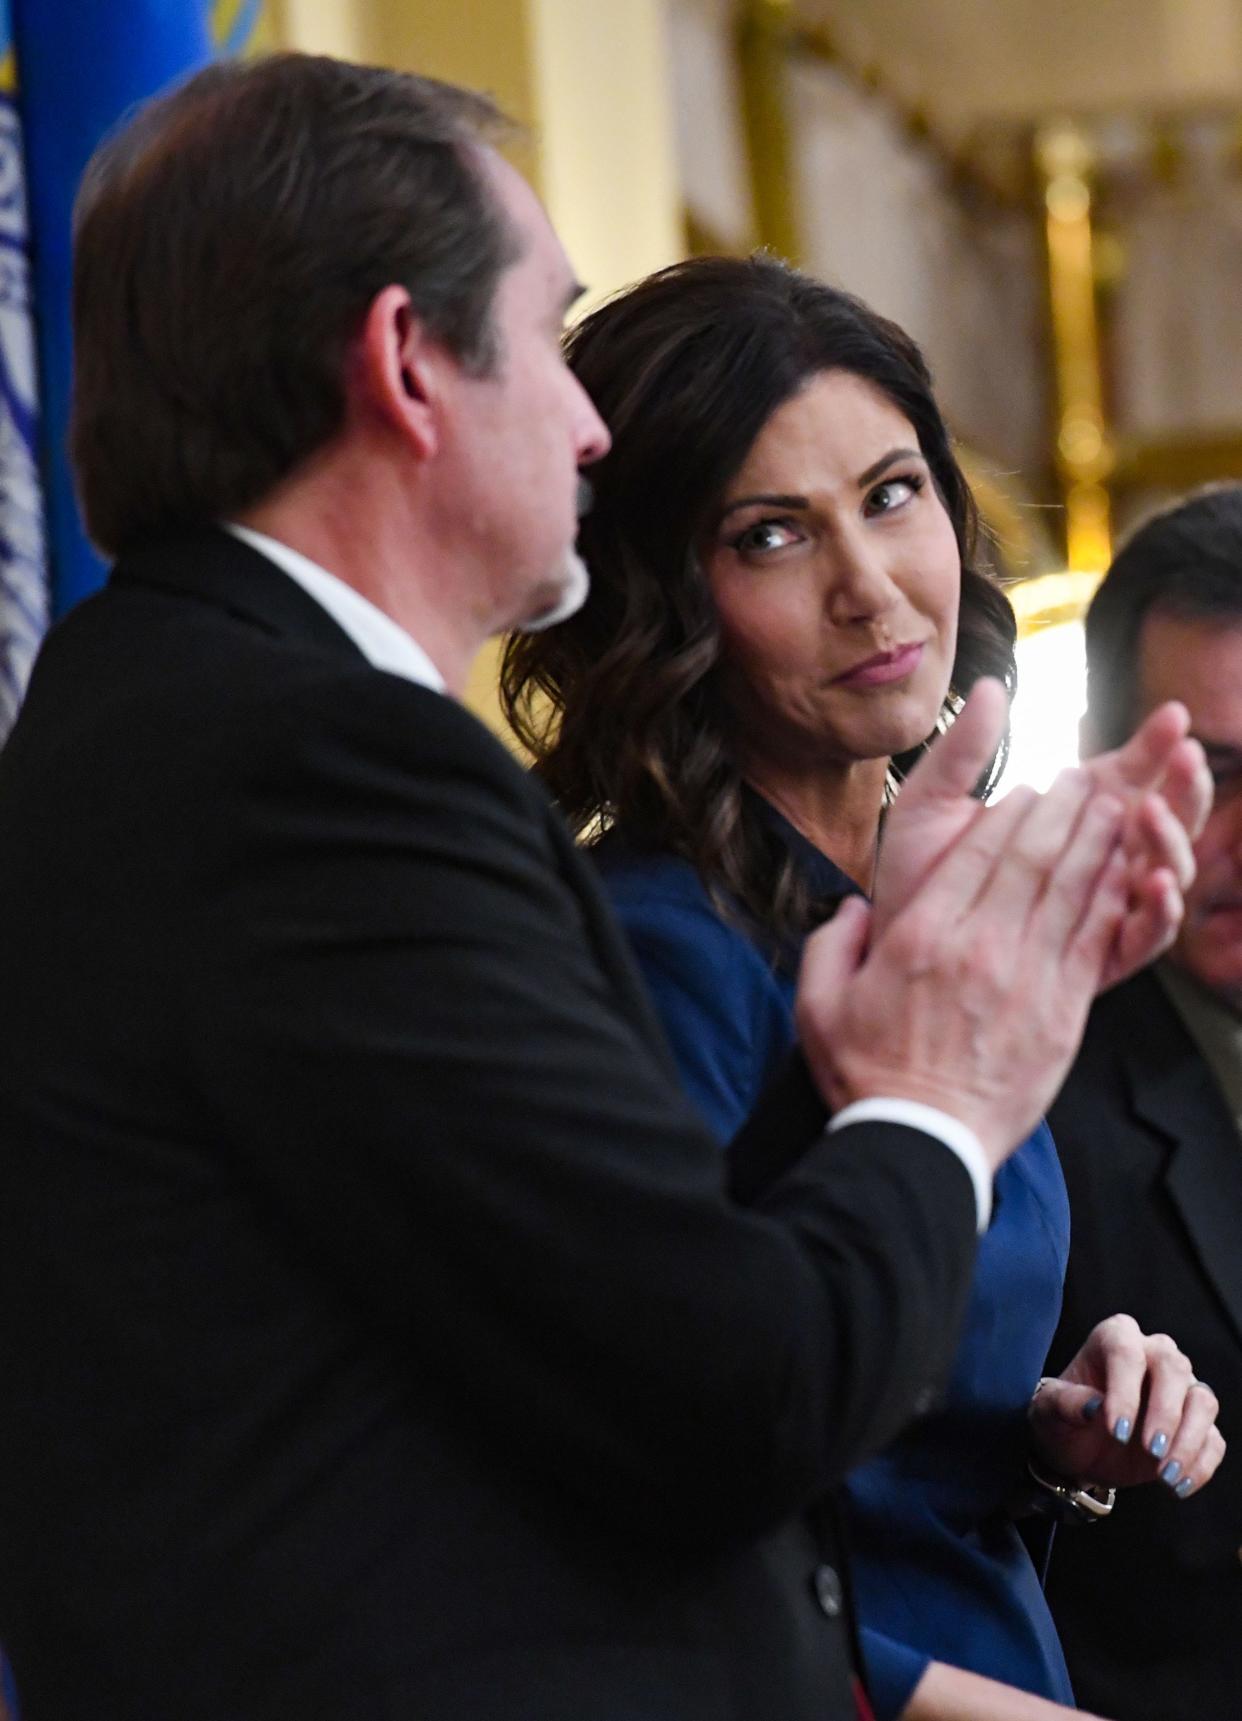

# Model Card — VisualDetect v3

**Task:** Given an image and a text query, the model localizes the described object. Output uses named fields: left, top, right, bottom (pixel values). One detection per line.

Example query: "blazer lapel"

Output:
left=1125, top=973, right=1242, bottom=1347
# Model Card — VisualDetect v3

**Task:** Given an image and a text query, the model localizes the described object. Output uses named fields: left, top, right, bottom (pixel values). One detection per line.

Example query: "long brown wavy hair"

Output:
left=501, top=255, right=1017, bottom=946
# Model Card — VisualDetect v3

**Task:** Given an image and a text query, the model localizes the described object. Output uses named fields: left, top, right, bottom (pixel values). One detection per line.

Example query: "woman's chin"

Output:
left=844, top=695, right=947, bottom=765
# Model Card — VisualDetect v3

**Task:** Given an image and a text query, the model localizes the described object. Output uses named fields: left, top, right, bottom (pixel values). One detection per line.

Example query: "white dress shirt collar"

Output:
left=223, top=522, right=447, bottom=695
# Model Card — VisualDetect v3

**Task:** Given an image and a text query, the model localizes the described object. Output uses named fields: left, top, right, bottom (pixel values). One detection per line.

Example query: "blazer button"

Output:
left=912, top=1385, right=937, bottom=1417
left=812, top=1563, right=843, bottom=1618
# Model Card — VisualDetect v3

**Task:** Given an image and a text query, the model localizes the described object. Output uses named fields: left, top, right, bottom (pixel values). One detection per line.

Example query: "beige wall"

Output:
left=799, top=0, right=1242, bottom=141
left=278, top=0, right=681, bottom=298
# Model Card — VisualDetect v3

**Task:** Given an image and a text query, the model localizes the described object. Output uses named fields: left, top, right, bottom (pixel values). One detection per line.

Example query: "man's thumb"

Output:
left=901, top=677, right=1010, bottom=807
left=796, top=896, right=872, bottom=1018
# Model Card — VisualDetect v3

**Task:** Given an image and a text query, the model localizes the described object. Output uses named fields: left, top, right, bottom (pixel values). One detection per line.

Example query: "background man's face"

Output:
left=1136, top=610, right=1242, bottom=1008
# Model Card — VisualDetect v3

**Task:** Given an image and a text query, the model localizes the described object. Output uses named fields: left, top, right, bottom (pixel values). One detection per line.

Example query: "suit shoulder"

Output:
left=17, top=589, right=549, bottom=859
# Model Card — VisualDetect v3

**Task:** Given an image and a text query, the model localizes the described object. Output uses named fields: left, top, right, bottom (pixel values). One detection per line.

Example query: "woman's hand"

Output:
left=1029, top=1314, right=1226, bottom=1497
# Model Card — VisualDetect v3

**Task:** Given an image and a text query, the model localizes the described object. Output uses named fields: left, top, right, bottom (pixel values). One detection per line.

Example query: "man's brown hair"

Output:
left=71, top=53, right=515, bottom=555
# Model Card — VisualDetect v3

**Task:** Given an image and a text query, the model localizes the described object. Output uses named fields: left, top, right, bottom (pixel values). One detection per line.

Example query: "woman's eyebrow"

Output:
left=716, top=450, right=925, bottom=523
left=717, top=492, right=808, bottom=522
left=856, top=446, right=922, bottom=488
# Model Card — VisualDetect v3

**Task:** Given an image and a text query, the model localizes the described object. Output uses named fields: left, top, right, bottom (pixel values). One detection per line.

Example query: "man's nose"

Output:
left=573, top=377, right=610, bottom=466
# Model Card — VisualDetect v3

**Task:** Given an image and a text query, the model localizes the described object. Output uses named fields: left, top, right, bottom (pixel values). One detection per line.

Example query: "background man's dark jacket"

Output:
left=1046, top=967, right=1242, bottom=1721
left=0, top=530, right=977, bottom=1720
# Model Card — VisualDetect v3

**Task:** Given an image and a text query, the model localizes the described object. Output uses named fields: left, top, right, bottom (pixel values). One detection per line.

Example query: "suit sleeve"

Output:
left=189, top=668, right=979, bottom=1548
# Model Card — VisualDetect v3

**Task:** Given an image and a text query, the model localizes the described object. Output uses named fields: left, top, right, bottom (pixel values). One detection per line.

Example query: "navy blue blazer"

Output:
left=596, top=813, right=1075, bottom=1719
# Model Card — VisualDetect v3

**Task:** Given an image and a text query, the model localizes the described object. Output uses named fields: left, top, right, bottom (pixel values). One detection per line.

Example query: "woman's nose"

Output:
left=825, top=529, right=902, bottom=624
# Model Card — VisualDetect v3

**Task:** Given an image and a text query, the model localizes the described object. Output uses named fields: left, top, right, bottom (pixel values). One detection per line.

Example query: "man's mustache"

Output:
left=576, top=476, right=594, bottom=520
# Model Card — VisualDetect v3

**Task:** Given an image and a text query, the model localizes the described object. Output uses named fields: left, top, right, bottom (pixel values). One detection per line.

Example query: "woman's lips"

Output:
left=832, top=642, right=925, bottom=688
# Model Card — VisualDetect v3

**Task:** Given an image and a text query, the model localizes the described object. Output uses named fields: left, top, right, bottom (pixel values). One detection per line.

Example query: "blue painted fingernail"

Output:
left=1160, top=1459, right=1181, bottom=1486
left=1150, top=1431, right=1169, bottom=1459
left=1114, top=1417, right=1132, bottom=1444
left=1082, top=1395, right=1103, bottom=1421
left=1175, top=1476, right=1194, bottom=1499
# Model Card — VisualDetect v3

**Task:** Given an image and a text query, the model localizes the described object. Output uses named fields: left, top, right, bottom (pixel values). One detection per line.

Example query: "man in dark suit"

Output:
left=1046, top=487, right=1242, bottom=1721
left=0, top=53, right=1208, bottom=1721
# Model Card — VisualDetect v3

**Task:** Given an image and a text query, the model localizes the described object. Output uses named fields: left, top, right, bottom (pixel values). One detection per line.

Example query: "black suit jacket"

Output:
left=1045, top=968, right=1242, bottom=1721
left=0, top=529, right=977, bottom=1720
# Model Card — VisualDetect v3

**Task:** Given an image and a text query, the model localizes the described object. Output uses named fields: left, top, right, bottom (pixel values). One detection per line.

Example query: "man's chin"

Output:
left=511, top=551, right=590, bottom=634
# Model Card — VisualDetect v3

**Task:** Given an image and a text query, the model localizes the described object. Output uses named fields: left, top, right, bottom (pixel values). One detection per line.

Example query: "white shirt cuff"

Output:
left=828, top=1098, right=993, bottom=1233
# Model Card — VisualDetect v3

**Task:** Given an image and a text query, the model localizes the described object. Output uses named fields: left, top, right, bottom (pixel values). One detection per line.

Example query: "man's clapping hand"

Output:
left=871, top=679, right=1209, bottom=989
left=792, top=680, right=1193, bottom=1170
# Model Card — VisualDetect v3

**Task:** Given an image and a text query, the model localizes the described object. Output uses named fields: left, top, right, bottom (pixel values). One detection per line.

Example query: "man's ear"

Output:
left=353, top=285, right=443, bottom=460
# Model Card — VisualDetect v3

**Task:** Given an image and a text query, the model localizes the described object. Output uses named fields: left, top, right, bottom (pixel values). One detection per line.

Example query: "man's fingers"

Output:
left=1127, top=793, right=1195, bottom=891
left=972, top=773, right=1116, bottom=949
left=898, top=678, right=1010, bottom=808
left=1059, top=845, right=1130, bottom=996
left=1102, top=869, right=1182, bottom=990
left=799, top=896, right=872, bottom=997
left=1091, top=701, right=1190, bottom=792
left=886, top=780, right=1040, bottom=937
left=1160, top=737, right=1213, bottom=842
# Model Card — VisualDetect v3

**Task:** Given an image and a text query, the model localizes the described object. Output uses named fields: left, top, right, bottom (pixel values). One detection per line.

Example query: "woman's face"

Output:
left=702, top=367, right=961, bottom=776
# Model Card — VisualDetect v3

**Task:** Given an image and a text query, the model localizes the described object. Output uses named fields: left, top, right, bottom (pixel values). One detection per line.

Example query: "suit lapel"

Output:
left=1123, top=972, right=1242, bottom=1347
left=540, top=810, right=682, bottom=1082
left=110, top=527, right=368, bottom=663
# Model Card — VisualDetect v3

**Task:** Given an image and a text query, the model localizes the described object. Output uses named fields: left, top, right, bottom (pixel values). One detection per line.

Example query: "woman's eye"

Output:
left=731, top=519, right=800, bottom=555
left=866, top=474, right=923, bottom=515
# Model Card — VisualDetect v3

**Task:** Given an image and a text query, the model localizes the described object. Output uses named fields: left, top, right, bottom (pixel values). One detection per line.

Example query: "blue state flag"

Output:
left=13, top=0, right=273, bottom=626
left=0, top=0, right=47, bottom=745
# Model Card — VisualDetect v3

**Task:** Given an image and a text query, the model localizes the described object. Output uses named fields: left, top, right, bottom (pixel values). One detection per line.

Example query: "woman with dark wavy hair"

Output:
left=504, top=255, right=1015, bottom=951
left=501, top=255, right=1190, bottom=1721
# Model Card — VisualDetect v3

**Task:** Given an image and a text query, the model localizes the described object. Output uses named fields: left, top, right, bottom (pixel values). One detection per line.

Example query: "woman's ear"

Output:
left=353, top=284, right=441, bottom=460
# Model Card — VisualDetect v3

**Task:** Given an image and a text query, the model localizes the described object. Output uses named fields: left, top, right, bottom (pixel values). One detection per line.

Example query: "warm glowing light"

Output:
left=997, top=619, right=1088, bottom=794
